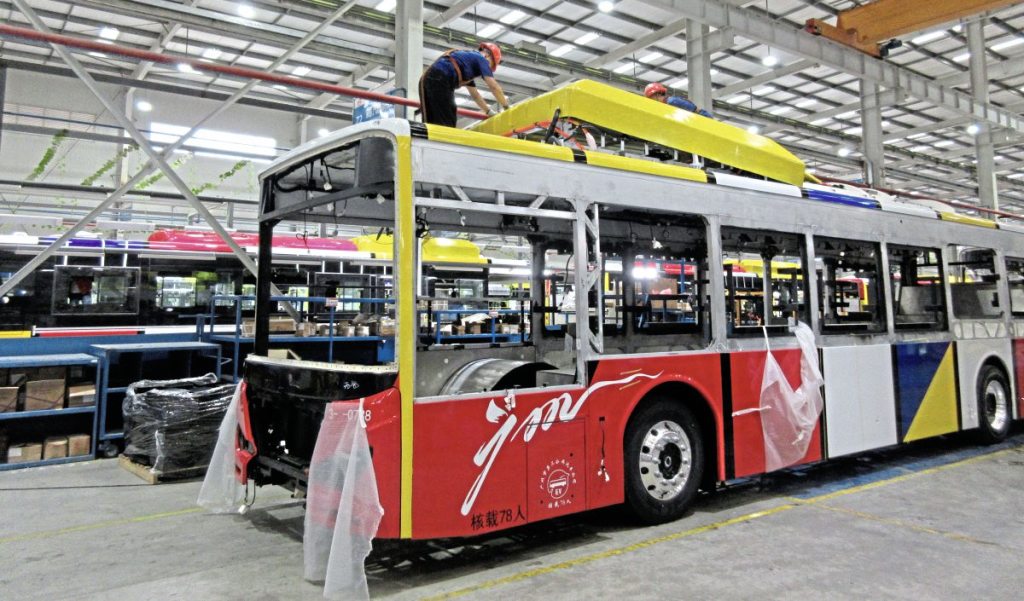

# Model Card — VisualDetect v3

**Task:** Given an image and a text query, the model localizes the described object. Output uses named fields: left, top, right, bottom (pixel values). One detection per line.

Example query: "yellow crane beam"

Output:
left=805, top=0, right=1021, bottom=57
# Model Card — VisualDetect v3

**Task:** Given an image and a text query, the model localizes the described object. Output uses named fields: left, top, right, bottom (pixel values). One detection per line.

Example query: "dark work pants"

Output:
left=419, top=68, right=457, bottom=127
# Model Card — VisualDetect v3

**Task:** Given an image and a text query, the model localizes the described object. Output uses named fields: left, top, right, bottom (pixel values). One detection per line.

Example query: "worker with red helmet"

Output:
left=644, top=83, right=713, bottom=118
left=419, top=42, right=511, bottom=127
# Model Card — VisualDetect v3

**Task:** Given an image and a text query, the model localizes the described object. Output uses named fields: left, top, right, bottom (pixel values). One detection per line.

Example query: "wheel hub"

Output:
left=638, top=420, right=692, bottom=501
left=984, top=380, right=1008, bottom=432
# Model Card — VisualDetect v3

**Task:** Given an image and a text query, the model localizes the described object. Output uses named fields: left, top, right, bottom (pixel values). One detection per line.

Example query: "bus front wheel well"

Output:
left=628, top=381, right=719, bottom=492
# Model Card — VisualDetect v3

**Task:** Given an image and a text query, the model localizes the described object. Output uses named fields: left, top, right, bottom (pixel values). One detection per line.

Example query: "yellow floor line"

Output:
left=420, top=504, right=798, bottom=601
left=811, top=504, right=997, bottom=547
left=0, top=507, right=203, bottom=545
left=424, top=445, right=1019, bottom=600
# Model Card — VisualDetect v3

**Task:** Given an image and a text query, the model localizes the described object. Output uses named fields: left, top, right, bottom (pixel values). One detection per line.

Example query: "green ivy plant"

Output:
left=25, top=129, right=69, bottom=181
left=81, top=145, right=137, bottom=186
left=133, top=152, right=194, bottom=190
left=191, top=159, right=250, bottom=195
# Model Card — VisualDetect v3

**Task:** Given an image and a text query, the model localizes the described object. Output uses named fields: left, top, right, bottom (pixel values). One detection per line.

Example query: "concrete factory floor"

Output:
left=2, top=431, right=1023, bottom=600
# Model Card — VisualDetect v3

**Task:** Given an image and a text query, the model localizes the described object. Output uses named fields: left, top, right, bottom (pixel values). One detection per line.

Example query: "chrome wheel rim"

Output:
left=984, top=379, right=1009, bottom=432
left=638, top=419, right=692, bottom=501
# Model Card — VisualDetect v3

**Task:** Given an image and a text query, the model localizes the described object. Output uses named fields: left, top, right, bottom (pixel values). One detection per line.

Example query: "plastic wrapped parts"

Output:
left=123, top=373, right=235, bottom=475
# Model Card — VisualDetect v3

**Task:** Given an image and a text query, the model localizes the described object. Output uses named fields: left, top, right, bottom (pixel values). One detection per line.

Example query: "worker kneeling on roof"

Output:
left=644, top=83, right=713, bottom=118
left=419, top=42, right=511, bottom=127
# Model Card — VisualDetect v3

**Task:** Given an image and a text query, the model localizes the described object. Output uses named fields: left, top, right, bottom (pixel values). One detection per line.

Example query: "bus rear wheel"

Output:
left=977, top=365, right=1011, bottom=444
left=623, top=399, right=704, bottom=524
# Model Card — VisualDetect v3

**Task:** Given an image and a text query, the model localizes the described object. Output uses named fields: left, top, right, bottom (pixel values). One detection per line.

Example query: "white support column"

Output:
left=860, top=79, right=885, bottom=187
left=968, top=18, right=998, bottom=212
left=685, top=19, right=712, bottom=112
left=395, top=0, right=424, bottom=115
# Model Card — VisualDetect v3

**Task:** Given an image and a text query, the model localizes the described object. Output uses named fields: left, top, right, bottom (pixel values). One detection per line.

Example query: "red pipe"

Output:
left=818, top=176, right=1020, bottom=220
left=0, top=23, right=489, bottom=120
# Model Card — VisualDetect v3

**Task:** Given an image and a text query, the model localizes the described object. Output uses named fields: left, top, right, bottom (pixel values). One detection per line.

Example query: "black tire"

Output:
left=623, top=399, right=704, bottom=524
left=976, top=365, right=1011, bottom=444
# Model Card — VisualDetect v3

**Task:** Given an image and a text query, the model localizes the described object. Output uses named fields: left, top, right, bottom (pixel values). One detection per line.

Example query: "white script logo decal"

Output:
left=461, top=371, right=662, bottom=515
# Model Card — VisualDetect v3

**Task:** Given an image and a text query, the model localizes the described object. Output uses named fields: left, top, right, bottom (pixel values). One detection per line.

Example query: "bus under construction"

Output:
left=234, top=81, right=1022, bottom=541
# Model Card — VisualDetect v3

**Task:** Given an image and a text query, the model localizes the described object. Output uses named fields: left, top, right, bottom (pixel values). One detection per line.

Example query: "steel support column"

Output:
left=861, top=79, right=885, bottom=187
left=395, top=0, right=424, bottom=111
left=968, top=18, right=998, bottom=212
left=686, top=19, right=712, bottom=112
left=0, top=62, right=6, bottom=153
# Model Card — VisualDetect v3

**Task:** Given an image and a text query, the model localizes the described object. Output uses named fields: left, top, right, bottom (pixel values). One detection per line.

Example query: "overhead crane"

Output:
left=805, top=0, right=1021, bottom=57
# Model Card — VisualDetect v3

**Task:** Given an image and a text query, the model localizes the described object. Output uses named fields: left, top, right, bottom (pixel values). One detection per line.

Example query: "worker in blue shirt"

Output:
left=419, top=42, right=511, bottom=127
left=644, top=83, right=712, bottom=118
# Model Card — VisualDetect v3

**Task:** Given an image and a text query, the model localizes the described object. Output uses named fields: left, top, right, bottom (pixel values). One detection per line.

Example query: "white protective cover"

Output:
left=197, top=383, right=247, bottom=513
left=304, top=400, right=384, bottom=601
left=759, top=322, right=824, bottom=472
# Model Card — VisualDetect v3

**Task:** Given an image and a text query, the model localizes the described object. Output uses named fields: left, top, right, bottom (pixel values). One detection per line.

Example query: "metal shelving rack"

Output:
left=0, top=353, right=100, bottom=471
left=89, top=341, right=222, bottom=456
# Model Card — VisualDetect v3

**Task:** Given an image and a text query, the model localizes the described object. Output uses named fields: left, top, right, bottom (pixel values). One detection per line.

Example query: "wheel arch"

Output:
left=624, top=380, right=720, bottom=491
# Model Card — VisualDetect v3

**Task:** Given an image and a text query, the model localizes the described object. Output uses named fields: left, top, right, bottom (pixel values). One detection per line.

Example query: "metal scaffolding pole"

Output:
left=0, top=0, right=357, bottom=302
left=968, top=18, right=999, bottom=212
left=686, top=19, right=713, bottom=111
left=395, top=0, right=424, bottom=113
left=860, top=79, right=885, bottom=187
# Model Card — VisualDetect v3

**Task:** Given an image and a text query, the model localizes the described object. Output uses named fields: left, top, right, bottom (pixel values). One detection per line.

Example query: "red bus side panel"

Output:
left=729, top=349, right=823, bottom=478
left=364, top=387, right=402, bottom=539
left=1014, top=339, right=1024, bottom=419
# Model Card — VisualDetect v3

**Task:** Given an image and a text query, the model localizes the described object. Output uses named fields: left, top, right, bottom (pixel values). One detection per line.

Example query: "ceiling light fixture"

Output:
left=575, top=32, right=599, bottom=46
left=201, top=48, right=222, bottom=60
left=499, top=10, right=527, bottom=25
left=598, top=1, right=614, bottom=13
left=837, top=147, right=852, bottom=157
left=550, top=44, right=575, bottom=57
left=795, top=99, right=816, bottom=108
left=292, top=66, right=310, bottom=77
left=639, top=52, right=663, bottom=63
left=747, top=125, right=760, bottom=134
left=135, top=100, right=153, bottom=112
left=177, top=62, right=194, bottom=73
left=670, top=78, right=688, bottom=88
left=477, top=23, right=504, bottom=39
left=992, top=37, right=1024, bottom=52
left=99, top=27, right=119, bottom=41
left=761, top=54, right=778, bottom=67
left=375, top=0, right=396, bottom=12
left=613, top=63, right=633, bottom=74
left=967, top=123, right=981, bottom=135
left=238, top=3, right=256, bottom=19
left=318, top=128, right=330, bottom=137
left=911, top=30, right=945, bottom=45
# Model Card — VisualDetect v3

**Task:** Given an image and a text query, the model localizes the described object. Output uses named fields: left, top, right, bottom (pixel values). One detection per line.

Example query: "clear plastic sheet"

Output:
left=197, top=383, right=247, bottom=513
left=304, top=400, right=383, bottom=601
left=760, top=322, right=824, bottom=472
left=123, top=373, right=235, bottom=473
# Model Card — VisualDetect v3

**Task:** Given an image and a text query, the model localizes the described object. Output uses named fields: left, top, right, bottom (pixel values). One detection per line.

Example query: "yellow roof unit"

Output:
left=470, top=79, right=806, bottom=186
left=352, top=234, right=486, bottom=263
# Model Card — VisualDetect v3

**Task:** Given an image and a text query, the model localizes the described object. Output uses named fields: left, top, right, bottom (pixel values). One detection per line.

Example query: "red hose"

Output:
left=0, top=23, right=489, bottom=120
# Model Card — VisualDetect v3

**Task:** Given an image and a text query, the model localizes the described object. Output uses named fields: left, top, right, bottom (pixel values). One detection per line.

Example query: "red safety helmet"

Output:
left=644, top=82, right=668, bottom=98
left=479, top=42, right=502, bottom=71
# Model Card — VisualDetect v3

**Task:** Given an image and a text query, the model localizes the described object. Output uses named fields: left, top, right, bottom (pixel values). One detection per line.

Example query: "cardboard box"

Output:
left=377, top=319, right=395, bottom=336
left=7, top=443, right=42, bottom=464
left=25, top=379, right=65, bottom=412
left=467, top=323, right=483, bottom=335
left=267, top=348, right=301, bottom=361
left=43, top=436, right=68, bottom=459
left=68, top=384, right=96, bottom=407
left=296, top=321, right=317, bottom=338
left=0, top=386, right=18, bottom=412
left=241, top=317, right=295, bottom=337
left=67, top=434, right=91, bottom=457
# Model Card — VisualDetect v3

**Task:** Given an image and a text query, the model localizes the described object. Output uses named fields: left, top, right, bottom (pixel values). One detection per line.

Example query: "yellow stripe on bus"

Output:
left=583, top=151, right=707, bottom=183
left=425, top=125, right=575, bottom=163
left=938, top=212, right=996, bottom=229
left=396, top=134, right=416, bottom=539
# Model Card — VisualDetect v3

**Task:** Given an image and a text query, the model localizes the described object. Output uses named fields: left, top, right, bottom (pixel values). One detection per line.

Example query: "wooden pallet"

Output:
left=118, top=454, right=207, bottom=484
